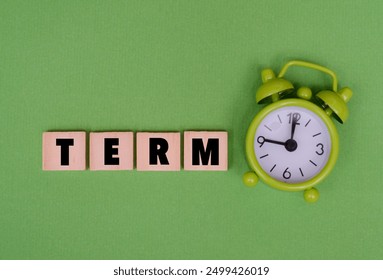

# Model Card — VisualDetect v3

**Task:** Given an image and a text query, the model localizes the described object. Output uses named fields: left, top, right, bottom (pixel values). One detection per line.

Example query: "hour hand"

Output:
left=257, top=136, right=285, bottom=147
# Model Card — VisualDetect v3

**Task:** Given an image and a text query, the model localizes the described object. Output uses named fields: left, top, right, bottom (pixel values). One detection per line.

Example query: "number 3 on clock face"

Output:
left=246, top=100, right=339, bottom=191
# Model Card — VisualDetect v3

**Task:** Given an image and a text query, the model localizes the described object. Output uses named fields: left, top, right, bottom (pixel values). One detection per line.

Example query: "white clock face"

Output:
left=254, top=106, right=331, bottom=183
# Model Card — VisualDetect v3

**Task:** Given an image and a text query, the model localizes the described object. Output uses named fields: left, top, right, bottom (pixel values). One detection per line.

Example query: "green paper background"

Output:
left=1, top=0, right=382, bottom=260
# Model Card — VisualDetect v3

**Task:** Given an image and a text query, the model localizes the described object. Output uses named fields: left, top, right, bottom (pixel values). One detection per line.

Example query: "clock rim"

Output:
left=245, top=98, right=339, bottom=192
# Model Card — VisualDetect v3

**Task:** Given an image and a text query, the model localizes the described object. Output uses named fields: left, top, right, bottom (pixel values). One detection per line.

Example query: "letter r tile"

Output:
left=42, top=132, right=86, bottom=171
left=136, top=132, right=180, bottom=171
left=184, top=131, right=228, bottom=171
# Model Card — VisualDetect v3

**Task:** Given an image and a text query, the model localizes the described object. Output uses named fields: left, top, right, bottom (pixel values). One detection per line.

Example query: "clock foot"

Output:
left=243, top=171, right=259, bottom=187
left=304, top=188, right=319, bottom=203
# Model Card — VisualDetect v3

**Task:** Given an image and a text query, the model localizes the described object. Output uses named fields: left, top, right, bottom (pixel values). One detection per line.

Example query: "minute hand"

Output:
left=290, top=115, right=298, bottom=139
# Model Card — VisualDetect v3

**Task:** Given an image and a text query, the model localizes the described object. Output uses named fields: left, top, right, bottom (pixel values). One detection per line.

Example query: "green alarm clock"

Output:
left=243, top=60, right=352, bottom=202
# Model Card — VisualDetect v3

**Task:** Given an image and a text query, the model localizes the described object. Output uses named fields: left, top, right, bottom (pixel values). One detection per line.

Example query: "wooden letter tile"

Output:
left=136, top=132, right=180, bottom=171
left=184, top=131, right=228, bottom=171
left=42, top=132, right=86, bottom=171
left=90, top=132, right=134, bottom=170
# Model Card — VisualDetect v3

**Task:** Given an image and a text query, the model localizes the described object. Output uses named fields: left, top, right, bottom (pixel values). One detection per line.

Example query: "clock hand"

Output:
left=257, top=136, right=298, bottom=152
left=257, top=136, right=286, bottom=147
left=290, top=113, right=299, bottom=140
left=264, top=138, right=286, bottom=145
